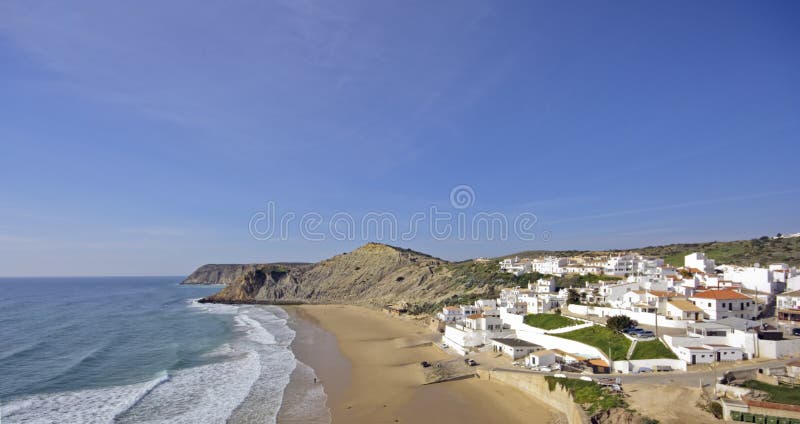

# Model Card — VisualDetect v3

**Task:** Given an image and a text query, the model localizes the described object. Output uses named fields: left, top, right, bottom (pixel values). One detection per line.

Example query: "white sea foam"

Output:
left=2, top=371, right=170, bottom=424
left=115, top=352, right=262, bottom=424
left=236, top=314, right=278, bottom=345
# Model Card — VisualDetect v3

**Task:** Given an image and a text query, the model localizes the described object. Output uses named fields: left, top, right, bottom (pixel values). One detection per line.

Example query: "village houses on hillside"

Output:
left=436, top=251, right=800, bottom=371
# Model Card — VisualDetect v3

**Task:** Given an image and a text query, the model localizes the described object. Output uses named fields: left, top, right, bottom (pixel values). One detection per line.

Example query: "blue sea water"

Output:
left=0, top=277, right=329, bottom=424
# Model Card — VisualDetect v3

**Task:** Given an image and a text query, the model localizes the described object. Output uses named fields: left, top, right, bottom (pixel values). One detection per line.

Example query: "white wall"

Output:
left=612, top=359, right=687, bottom=373
left=757, top=338, right=800, bottom=359
left=567, top=304, right=689, bottom=328
left=443, top=325, right=514, bottom=355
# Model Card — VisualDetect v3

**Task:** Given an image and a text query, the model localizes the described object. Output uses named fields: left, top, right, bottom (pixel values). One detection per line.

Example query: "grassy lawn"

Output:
left=523, top=314, right=580, bottom=330
left=554, top=325, right=631, bottom=361
left=630, top=340, right=678, bottom=360
left=742, top=380, right=800, bottom=405
left=545, top=376, right=626, bottom=415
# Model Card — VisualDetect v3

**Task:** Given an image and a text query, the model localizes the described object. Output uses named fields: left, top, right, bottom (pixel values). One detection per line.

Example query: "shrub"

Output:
left=708, top=401, right=723, bottom=419
left=606, top=315, right=637, bottom=332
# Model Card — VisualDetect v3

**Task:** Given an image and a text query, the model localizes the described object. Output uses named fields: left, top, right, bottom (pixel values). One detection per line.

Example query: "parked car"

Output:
left=624, top=328, right=644, bottom=335
left=467, top=359, right=478, bottom=366
left=792, top=328, right=800, bottom=336
left=441, top=343, right=449, bottom=349
left=420, top=361, right=431, bottom=368
left=579, top=376, right=593, bottom=382
left=635, top=331, right=655, bottom=338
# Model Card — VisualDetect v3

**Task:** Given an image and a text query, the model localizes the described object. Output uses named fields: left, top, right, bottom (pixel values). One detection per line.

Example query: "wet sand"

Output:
left=284, top=305, right=558, bottom=424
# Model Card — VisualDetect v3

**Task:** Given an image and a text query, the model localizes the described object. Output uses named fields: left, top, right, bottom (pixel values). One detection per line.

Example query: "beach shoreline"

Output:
left=283, top=304, right=560, bottom=424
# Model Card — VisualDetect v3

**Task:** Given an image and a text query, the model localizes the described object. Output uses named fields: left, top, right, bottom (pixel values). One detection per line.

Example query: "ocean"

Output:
left=0, top=277, right=329, bottom=424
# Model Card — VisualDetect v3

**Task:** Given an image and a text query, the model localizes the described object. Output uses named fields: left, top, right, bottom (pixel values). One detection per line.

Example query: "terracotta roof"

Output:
left=588, top=359, right=609, bottom=367
left=778, top=290, right=800, bottom=297
left=692, top=289, right=752, bottom=300
left=668, top=299, right=703, bottom=312
left=445, top=306, right=461, bottom=311
left=466, top=314, right=483, bottom=319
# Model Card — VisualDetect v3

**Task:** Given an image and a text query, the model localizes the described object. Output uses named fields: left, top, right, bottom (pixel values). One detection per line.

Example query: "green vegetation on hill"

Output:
left=554, top=326, right=631, bottom=361
left=742, top=380, right=800, bottom=405
left=545, top=376, right=626, bottom=415
left=500, top=236, right=800, bottom=268
left=630, top=340, right=678, bottom=360
left=444, top=261, right=545, bottom=290
left=523, top=314, right=580, bottom=330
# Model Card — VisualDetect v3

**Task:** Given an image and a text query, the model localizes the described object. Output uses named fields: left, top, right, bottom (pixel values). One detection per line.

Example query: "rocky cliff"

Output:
left=188, top=243, right=472, bottom=308
left=182, top=263, right=310, bottom=285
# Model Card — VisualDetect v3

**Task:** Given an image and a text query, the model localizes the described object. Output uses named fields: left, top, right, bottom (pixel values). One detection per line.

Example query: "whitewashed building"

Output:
left=525, top=349, right=557, bottom=367
left=491, top=338, right=543, bottom=360
left=531, top=257, right=569, bottom=275
left=720, top=265, right=779, bottom=294
left=684, top=252, right=717, bottom=274
left=676, top=346, right=715, bottom=364
left=777, top=290, right=800, bottom=322
left=689, top=289, right=756, bottom=321
left=529, top=277, right=557, bottom=294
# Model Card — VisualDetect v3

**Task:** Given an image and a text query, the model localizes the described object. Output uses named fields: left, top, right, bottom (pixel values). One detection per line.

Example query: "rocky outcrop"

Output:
left=191, top=243, right=466, bottom=308
left=183, top=264, right=261, bottom=285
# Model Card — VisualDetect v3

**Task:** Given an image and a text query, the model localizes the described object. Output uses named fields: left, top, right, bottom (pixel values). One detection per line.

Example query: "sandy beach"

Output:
left=284, top=305, right=559, bottom=424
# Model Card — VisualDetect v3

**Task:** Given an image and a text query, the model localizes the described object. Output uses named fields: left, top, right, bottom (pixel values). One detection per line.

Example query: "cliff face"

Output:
left=190, top=243, right=465, bottom=307
left=182, top=263, right=310, bottom=285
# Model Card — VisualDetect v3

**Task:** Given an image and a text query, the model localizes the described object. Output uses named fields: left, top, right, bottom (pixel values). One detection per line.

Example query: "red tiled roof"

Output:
left=466, top=314, right=483, bottom=319
left=692, top=289, right=752, bottom=300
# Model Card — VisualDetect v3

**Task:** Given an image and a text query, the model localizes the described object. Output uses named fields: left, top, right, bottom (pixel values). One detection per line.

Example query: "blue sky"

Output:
left=1, top=1, right=798, bottom=276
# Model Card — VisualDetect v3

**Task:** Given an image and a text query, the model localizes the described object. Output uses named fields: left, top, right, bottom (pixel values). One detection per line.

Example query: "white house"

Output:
left=666, top=299, right=704, bottom=321
left=464, top=312, right=503, bottom=331
left=689, top=289, right=755, bottom=320
left=525, top=349, right=557, bottom=367
left=622, top=290, right=680, bottom=314
left=788, top=275, right=800, bottom=292
left=490, top=338, right=543, bottom=360
left=460, top=304, right=480, bottom=317
left=777, top=290, right=800, bottom=323
left=604, top=254, right=643, bottom=276
left=438, top=306, right=464, bottom=323
left=676, top=346, right=715, bottom=365
left=499, top=257, right=530, bottom=276
left=594, top=281, right=640, bottom=306
left=521, top=292, right=563, bottom=314
left=702, top=344, right=744, bottom=361
left=531, top=257, right=569, bottom=275
left=529, top=277, right=557, bottom=294
left=721, top=265, right=777, bottom=294
left=684, top=252, right=717, bottom=274
left=475, top=299, right=497, bottom=309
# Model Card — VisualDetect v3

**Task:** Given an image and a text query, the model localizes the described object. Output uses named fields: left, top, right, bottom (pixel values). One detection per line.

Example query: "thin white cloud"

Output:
left=545, top=190, right=799, bottom=226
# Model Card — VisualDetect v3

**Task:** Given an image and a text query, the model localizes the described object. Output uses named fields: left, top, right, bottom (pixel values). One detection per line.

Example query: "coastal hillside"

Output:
left=192, top=243, right=482, bottom=309
left=186, top=236, right=800, bottom=310
left=500, top=235, right=800, bottom=267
